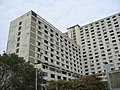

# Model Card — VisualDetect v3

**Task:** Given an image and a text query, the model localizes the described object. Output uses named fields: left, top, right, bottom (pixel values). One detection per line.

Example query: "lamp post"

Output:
left=35, top=53, right=43, bottom=90
left=35, top=64, right=38, bottom=90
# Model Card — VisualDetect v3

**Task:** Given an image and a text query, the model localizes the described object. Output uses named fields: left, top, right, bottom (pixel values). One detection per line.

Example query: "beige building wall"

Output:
left=6, top=10, right=82, bottom=81
left=66, top=13, right=120, bottom=76
left=6, top=11, right=32, bottom=62
left=65, top=25, right=81, bottom=46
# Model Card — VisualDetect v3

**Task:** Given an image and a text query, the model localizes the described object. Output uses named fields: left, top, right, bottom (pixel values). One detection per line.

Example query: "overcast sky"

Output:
left=0, top=0, right=120, bottom=54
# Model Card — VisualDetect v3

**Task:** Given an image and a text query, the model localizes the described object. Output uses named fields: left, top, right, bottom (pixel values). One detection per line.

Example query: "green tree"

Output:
left=48, top=75, right=107, bottom=90
left=48, top=80, right=68, bottom=90
left=81, top=75, right=107, bottom=90
left=0, top=53, right=45, bottom=90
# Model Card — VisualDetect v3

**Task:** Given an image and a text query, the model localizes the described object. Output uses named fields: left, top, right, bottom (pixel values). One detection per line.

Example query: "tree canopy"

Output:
left=0, top=53, right=45, bottom=90
left=48, top=75, right=107, bottom=90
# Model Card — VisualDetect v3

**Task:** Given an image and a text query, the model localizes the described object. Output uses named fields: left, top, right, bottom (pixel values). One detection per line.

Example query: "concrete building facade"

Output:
left=7, top=10, right=120, bottom=80
left=6, top=11, right=82, bottom=80
left=65, top=13, right=120, bottom=76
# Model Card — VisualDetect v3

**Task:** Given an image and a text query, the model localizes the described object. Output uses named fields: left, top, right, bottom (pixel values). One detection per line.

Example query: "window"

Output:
left=98, top=34, right=101, bottom=36
left=50, top=34, right=53, bottom=37
left=51, top=59, right=54, bottom=63
left=51, top=74, right=55, bottom=78
left=110, top=33, right=114, bottom=36
left=44, top=40, right=48, bottom=44
left=106, top=18, right=110, bottom=20
left=93, top=45, right=96, bottom=48
left=16, top=49, right=19, bottom=53
left=111, top=68, right=114, bottom=71
left=99, top=44, right=103, bottom=46
left=56, top=61, right=60, bottom=65
left=18, top=26, right=21, bottom=30
left=62, top=64, right=65, bottom=67
left=107, top=49, right=111, bottom=51
left=89, top=57, right=93, bottom=59
left=104, top=35, right=107, bottom=38
left=103, top=32, right=107, bottom=35
left=93, top=42, right=96, bottom=44
left=85, top=66, right=88, bottom=68
left=118, top=35, right=120, bottom=37
left=63, top=77, right=66, bottom=80
left=107, top=21, right=111, bottom=23
left=109, top=60, right=113, bottom=63
left=112, top=16, right=116, bottom=18
left=44, top=51, right=47, bottom=55
left=100, top=47, right=104, bottom=49
left=114, top=47, right=118, bottom=49
left=91, top=33, right=95, bottom=35
left=37, top=48, right=40, bottom=52
left=115, top=50, right=119, bottom=53
left=38, top=21, right=41, bottom=24
left=56, top=56, right=59, bottom=60
left=44, top=30, right=48, bottom=34
left=95, top=55, right=99, bottom=58
left=37, top=42, right=40, bottom=46
left=32, top=11, right=37, bottom=17
left=102, top=26, right=105, bottom=28
left=113, top=19, right=117, bottom=21
left=91, top=68, right=95, bottom=70
left=38, top=31, right=42, bottom=35
left=114, top=22, right=118, bottom=24
left=96, top=25, right=99, bottom=27
left=92, top=36, right=95, bottom=38
left=44, top=35, right=48, bottom=39
left=109, top=30, right=114, bottom=33
left=112, top=40, right=116, bottom=43
left=101, top=20, right=104, bottom=23
left=38, top=26, right=41, bottom=29
left=56, top=33, right=58, bottom=36
left=17, top=37, right=20, bottom=41
left=32, top=17, right=36, bottom=22
left=51, top=48, right=54, bottom=52
left=66, top=65, right=69, bottom=69
left=44, top=56, right=48, bottom=61
left=16, top=43, right=20, bottom=47
left=61, top=49, right=63, bottom=52
left=18, top=32, right=21, bottom=36
left=105, top=38, right=109, bottom=41
left=95, top=22, right=98, bottom=24
left=115, top=25, right=119, bottom=27
left=97, top=63, right=100, bottom=65
left=50, top=29, right=53, bottom=32
left=57, top=76, right=61, bottom=79
left=102, top=54, right=105, bottom=56
left=42, top=65, right=46, bottom=69
left=44, top=25, right=47, bottom=29
left=19, top=21, right=22, bottom=25
left=50, top=43, right=54, bottom=47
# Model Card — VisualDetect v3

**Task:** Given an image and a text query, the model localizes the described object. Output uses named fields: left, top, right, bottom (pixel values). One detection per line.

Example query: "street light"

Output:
left=35, top=53, right=43, bottom=90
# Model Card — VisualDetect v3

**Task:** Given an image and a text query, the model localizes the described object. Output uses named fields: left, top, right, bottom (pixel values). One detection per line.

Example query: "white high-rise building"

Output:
left=65, top=12, right=120, bottom=76
left=7, top=10, right=120, bottom=80
left=6, top=10, right=82, bottom=80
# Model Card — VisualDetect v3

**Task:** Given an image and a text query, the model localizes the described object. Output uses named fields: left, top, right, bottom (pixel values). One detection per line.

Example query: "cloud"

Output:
left=0, top=0, right=120, bottom=53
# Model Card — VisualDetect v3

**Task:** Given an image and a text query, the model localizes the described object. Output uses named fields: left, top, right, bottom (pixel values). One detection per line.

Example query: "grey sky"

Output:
left=0, top=0, right=120, bottom=53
